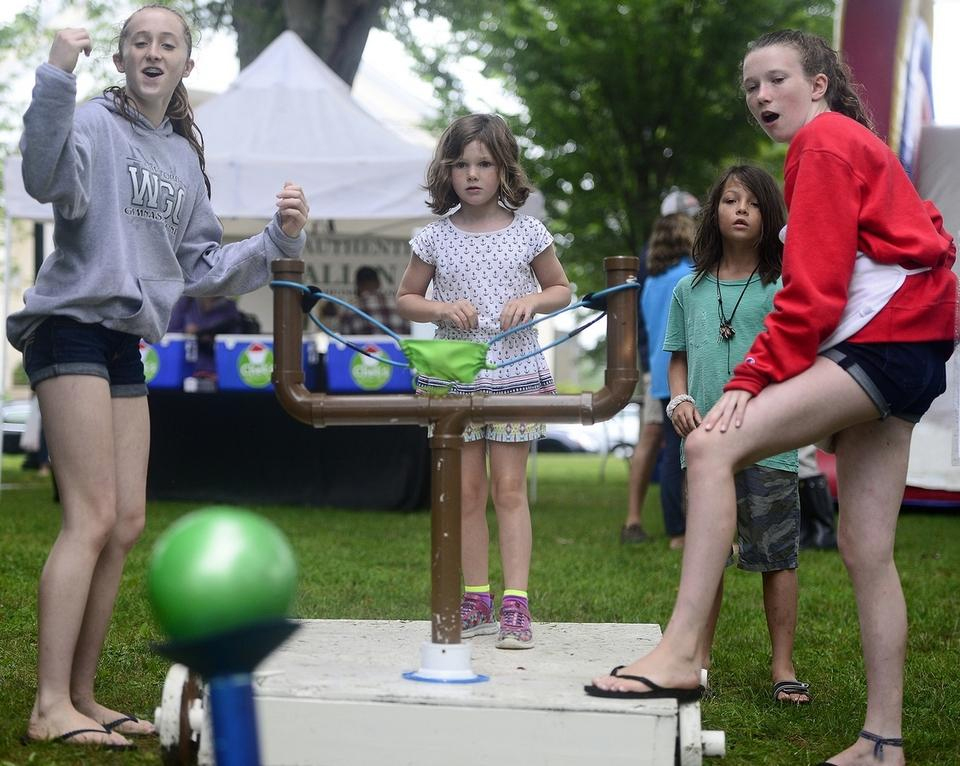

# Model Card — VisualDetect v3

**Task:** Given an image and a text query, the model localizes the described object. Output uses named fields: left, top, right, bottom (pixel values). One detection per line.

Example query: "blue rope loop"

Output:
left=269, top=278, right=640, bottom=374
left=487, top=280, right=639, bottom=369
left=270, top=280, right=407, bottom=368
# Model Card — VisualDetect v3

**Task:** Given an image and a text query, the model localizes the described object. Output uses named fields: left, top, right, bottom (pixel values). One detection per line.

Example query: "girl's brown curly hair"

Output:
left=424, top=114, right=533, bottom=215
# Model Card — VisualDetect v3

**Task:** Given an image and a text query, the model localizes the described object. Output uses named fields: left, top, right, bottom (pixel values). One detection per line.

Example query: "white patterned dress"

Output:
left=410, top=214, right=558, bottom=442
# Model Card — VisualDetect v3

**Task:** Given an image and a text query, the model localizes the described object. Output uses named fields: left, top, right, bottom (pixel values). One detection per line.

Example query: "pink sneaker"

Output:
left=460, top=593, right=498, bottom=638
left=496, top=598, right=534, bottom=649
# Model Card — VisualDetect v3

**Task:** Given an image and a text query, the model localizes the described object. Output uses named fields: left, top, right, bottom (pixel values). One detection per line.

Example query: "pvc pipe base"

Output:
left=402, top=641, right=489, bottom=684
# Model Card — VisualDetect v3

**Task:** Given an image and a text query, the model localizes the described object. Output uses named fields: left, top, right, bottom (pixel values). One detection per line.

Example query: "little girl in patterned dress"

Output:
left=397, top=114, right=571, bottom=649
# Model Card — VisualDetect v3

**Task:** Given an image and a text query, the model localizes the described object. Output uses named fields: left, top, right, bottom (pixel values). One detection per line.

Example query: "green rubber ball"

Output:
left=148, top=506, right=297, bottom=641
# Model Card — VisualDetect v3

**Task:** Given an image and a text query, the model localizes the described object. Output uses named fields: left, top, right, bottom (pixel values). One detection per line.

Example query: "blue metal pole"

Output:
left=208, top=673, right=261, bottom=766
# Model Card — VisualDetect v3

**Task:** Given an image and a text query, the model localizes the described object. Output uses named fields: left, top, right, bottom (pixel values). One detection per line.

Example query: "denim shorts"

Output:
left=22, top=316, right=148, bottom=398
left=821, top=340, right=950, bottom=424
left=733, top=465, right=800, bottom=573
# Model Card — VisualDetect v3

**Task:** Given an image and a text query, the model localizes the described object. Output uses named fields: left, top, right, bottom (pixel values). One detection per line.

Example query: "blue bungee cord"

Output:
left=271, top=281, right=409, bottom=368
left=269, top=279, right=640, bottom=378
left=484, top=280, right=639, bottom=368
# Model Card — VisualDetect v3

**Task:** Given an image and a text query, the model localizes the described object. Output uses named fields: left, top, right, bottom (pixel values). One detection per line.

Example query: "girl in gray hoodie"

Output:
left=11, top=5, right=309, bottom=749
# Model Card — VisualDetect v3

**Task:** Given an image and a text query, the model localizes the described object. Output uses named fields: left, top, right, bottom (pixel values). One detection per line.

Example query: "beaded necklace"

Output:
left=716, top=263, right=759, bottom=342
left=717, top=263, right=760, bottom=374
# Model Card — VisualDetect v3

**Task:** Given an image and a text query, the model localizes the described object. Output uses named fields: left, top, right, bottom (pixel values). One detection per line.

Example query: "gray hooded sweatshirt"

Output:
left=6, top=62, right=305, bottom=351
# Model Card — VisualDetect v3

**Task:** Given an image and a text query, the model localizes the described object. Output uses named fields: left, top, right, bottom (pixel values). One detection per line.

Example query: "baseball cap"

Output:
left=660, top=189, right=700, bottom=217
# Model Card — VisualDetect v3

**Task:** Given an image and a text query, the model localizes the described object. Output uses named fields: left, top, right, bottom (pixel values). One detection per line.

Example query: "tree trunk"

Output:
left=231, top=0, right=389, bottom=86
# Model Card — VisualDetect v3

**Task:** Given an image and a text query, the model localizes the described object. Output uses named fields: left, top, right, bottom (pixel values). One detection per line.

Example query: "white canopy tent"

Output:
left=909, top=124, right=960, bottom=493
left=183, top=29, right=440, bottom=322
left=192, top=30, right=438, bottom=235
left=187, top=28, right=540, bottom=236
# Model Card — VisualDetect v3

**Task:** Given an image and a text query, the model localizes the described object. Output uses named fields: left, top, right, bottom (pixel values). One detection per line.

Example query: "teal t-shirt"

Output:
left=664, top=271, right=798, bottom=473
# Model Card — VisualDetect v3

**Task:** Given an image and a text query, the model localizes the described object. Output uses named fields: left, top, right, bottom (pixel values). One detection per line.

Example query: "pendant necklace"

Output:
left=716, top=262, right=759, bottom=343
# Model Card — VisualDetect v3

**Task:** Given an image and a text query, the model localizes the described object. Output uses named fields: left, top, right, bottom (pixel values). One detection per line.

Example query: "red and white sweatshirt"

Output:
left=727, top=111, right=957, bottom=396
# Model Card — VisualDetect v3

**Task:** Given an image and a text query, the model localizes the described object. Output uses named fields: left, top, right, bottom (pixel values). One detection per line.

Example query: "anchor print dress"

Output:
left=410, top=214, right=558, bottom=440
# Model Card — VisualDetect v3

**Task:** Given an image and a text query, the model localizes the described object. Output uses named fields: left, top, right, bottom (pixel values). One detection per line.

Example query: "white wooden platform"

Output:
left=236, top=619, right=721, bottom=766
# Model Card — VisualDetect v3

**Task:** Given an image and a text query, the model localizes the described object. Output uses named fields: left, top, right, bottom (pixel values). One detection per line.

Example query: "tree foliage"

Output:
left=388, top=0, right=833, bottom=287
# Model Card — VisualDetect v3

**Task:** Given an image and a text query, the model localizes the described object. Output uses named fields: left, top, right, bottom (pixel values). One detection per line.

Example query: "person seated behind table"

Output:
left=167, top=295, right=251, bottom=377
left=339, top=266, right=411, bottom=335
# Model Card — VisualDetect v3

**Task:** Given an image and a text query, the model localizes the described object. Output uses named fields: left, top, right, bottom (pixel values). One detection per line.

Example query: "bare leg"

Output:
left=818, top=417, right=912, bottom=766
left=764, top=568, right=809, bottom=702
left=488, top=441, right=533, bottom=591
left=71, top=395, right=155, bottom=735
left=591, top=357, right=878, bottom=693
left=26, top=376, right=130, bottom=747
left=697, top=578, right=723, bottom=677
left=624, top=422, right=662, bottom=529
left=460, top=440, right=490, bottom=587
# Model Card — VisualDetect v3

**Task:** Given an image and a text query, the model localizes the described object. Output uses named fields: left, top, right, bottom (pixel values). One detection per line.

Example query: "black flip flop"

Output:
left=104, top=714, right=157, bottom=736
left=20, top=727, right=138, bottom=751
left=772, top=679, right=812, bottom=704
left=584, top=665, right=704, bottom=701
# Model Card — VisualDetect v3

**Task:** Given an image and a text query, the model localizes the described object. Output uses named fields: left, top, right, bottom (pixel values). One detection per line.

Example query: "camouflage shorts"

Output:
left=733, top=465, right=800, bottom=572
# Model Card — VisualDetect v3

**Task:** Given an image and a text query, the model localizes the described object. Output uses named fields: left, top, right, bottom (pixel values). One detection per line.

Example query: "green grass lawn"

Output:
left=1, top=451, right=958, bottom=765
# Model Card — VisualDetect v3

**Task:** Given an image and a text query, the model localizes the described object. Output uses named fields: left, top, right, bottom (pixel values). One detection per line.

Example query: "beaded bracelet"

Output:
left=666, top=394, right=695, bottom=419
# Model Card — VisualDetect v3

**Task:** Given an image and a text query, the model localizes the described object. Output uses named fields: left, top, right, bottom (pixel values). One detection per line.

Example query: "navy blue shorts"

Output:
left=821, top=340, right=951, bottom=423
left=22, top=316, right=147, bottom=398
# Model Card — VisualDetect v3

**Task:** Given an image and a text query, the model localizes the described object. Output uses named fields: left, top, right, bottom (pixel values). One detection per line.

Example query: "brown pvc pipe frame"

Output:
left=272, top=256, right=639, bottom=644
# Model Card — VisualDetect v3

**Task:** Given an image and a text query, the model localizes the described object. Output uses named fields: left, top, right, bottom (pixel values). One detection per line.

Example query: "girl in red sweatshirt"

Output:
left=587, top=29, right=955, bottom=766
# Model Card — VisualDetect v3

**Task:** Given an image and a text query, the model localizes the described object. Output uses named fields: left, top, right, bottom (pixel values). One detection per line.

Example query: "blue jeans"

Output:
left=658, top=398, right=685, bottom=537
